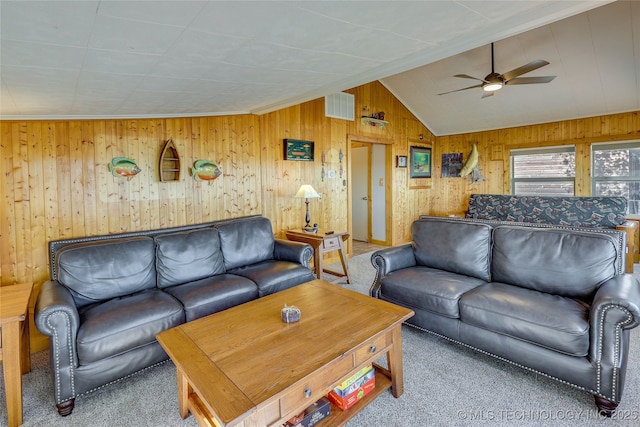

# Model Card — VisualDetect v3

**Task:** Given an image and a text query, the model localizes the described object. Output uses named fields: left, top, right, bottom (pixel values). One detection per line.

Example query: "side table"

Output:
left=285, top=229, right=351, bottom=284
left=0, top=282, right=33, bottom=427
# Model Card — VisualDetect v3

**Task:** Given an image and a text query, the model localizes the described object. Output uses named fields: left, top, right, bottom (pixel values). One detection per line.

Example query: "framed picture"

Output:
left=396, top=155, right=408, bottom=168
left=284, top=139, right=314, bottom=161
left=442, top=153, right=463, bottom=177
left=410, top=146, right=432, bottom=178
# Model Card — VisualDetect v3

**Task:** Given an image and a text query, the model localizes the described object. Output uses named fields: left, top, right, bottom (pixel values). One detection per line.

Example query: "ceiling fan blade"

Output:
left=438, top=84, right=483, bottom=96
left=505, top=76, right=556, bottom=85
left=501, top=59, right=550, bottom=81
left=454, top=74, right=487, bottom=83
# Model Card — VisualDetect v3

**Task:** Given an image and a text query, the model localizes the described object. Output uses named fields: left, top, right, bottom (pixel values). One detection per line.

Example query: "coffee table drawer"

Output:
left=280, top=355, right=353, bottom=415
left=355, top=332, right=391, bottom=365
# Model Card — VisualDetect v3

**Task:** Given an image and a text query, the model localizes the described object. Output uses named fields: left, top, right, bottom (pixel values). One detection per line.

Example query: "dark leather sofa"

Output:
left=35, top=215, right=315, bottom=416
left=370, top=216, right=640, bottom=415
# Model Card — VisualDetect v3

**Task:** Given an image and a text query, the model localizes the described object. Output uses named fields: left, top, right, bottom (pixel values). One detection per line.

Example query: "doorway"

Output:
left=352, top=144, right=370, bottom=241
left=349, top=139, right=390, bottom=245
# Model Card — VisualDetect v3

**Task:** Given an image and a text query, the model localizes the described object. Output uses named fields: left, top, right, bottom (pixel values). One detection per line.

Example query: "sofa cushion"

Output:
left=164, top=274, right=258, bottom=322
left=379, top=266, right=487, bottom=318
left=155, top=228, right=225, bottom=288
left=412, top=217, right=492, bottom=282
left=459, top=282, right=590, bottom=356
left=492, top=226, right=619, bottom=299
left=76, top=289, right=184, bottom=364
left=56, top=237, right=157, bottom=308
left=229, top=260, right=315, bottom=297
left=216, top=216, right=275, bottom=270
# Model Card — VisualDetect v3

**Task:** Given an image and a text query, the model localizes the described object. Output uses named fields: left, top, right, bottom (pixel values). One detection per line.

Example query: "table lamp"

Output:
left=295, top=184, right=321, bottom=232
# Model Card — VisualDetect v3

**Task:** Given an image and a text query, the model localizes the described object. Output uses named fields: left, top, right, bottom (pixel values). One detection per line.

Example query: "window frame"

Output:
left=510, top=145, right=576, bottom=196
left=591, top=140, right=640, bottom=218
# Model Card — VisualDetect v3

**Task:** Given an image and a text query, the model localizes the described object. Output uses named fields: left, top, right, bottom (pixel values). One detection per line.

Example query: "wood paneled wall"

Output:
left=2, top=80, right=639, bottom=352
left=434, top=111, right=640, bottom=216
left=259, top=81, right=435, bottom=245
left=1, top=116, right=262, bottom=284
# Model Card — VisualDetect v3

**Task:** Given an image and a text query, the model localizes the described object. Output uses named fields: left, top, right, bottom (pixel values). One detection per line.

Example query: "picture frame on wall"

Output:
left=442, top=153, right=463, bottom=177
left=410, top=146, right=432, bottom=178
left=396, top=155, right=408, bottom=168
left=284, top=139, right=314, bottom=161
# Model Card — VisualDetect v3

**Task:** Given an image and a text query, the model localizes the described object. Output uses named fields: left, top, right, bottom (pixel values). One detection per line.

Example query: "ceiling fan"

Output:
left=438, top=42, right=556, bottom=98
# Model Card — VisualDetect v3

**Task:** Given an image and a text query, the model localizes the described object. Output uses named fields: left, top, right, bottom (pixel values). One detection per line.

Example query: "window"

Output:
left=510, top=146, right=575, bottom=196
left=592, top=141, right=640, bottom=216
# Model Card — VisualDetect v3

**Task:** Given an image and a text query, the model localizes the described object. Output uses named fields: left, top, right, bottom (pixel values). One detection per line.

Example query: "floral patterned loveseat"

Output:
left=465, top=194, right=637, bottom=273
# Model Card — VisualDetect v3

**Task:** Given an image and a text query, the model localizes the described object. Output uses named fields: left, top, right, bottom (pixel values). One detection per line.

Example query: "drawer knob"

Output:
left=370, top=345, right=377, bottom=353
left=304, top=389, right=312, bottom=398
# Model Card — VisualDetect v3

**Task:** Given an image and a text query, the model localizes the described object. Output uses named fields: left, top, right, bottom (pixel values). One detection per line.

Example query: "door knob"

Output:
left=361, top=197, right=368, bottom=200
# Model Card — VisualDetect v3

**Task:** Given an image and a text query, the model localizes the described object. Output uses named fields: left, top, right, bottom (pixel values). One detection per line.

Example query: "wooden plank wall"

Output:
left=260, top=81, right=435, bottom=246
left=435, top=111, right=640, bottom=216
left=2, top=79, right=639, bottom=352
left=1, top=115, right=262, bottom=283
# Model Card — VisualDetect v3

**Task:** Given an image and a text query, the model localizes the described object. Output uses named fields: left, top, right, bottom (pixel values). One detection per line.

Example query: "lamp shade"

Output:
left=295, top=184, right=320, bottom=199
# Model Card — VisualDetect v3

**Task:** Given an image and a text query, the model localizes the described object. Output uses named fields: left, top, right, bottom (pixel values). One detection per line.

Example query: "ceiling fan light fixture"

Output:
left=483, top=82, right=503, bottom=92
left=440, top=43, right=554, bottom=98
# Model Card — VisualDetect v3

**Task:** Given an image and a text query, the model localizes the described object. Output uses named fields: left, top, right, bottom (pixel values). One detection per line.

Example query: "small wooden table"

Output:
left=286, top=229, right=351, bottom=284
left=0, top=282, right=33, bottom=427
left=157, top=279, right=414, bottom=427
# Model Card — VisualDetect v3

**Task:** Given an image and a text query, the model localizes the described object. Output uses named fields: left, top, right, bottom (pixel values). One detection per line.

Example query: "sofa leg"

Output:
left=56, top=399, right=75, bottom=416
left=594, top=396, right=617, bottom=417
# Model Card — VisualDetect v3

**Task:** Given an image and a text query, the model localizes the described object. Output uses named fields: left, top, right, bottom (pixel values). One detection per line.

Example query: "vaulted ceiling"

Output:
left=1, top=1, right=638, bottom=135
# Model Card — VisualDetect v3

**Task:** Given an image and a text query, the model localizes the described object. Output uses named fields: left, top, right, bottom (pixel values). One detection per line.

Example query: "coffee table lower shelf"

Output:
left=317, top=366, right=392, bottom=427
left=186, top=366, right=392, bottom=427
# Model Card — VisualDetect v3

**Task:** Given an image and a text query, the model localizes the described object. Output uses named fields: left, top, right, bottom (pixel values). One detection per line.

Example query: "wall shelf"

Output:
left=159, top=138, right=181, bottom=182
left=360, top=116, right=389, bottom=129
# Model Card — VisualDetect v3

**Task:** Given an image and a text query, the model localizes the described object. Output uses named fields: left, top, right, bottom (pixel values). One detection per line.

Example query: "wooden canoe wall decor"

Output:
left=159, top=138, right=180, bottom=182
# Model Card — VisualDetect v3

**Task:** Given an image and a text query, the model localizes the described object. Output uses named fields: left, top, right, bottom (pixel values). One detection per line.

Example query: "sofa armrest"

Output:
left=588, top=274, right=640, bottom=400
left=371, top=244, right=416, bottom=275
left=34, top=280, right=81, bottom=405
left=370, top=244, right=416, bottom=298
left=274, top=238, right=314, bottom=268
left=590, top=274, right=640, bottom=331
left=616, top=221, right=638, bottom=274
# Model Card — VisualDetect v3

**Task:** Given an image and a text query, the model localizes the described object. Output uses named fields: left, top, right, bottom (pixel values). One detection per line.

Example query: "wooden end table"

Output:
left=286, top=229, right=351, bottom=284
left=157, top=279, right=414, bottom=427
left=0, top=282, right=33, bottom=427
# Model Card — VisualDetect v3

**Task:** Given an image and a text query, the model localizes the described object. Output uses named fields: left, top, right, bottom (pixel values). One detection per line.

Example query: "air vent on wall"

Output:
left=325, top=92, right=355, bottom=121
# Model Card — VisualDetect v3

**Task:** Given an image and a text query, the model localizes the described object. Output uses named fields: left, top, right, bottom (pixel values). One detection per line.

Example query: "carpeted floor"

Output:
left=2, top=252, right=639, bottom=426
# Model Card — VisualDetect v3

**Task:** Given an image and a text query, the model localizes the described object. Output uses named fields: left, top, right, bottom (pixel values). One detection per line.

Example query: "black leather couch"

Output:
left=370, top=216, right=640, bottom=415
left=35, top=215, right=315, bottom=416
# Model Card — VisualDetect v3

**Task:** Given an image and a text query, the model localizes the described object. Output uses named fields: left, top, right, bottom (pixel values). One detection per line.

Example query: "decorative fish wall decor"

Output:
left=108, top=157, right=141, bottom=180
left=191, top=160, right=222, bottom=185
left=459, top=142, right=479, bottom=177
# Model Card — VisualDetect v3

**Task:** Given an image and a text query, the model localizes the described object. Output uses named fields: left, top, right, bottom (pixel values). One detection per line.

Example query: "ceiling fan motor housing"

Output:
left=483, top=72, right=504, bottom=91
left=485, top=72, right=504, bottom=84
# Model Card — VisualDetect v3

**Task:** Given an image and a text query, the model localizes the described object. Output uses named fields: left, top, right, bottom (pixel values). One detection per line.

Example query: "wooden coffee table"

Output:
left=157, top=279, right=414, bottom=427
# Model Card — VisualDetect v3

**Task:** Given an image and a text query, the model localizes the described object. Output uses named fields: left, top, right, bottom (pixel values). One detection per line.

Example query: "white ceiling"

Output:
left=1, top=1, right=637, bottom=136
